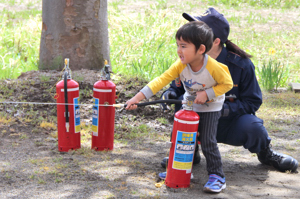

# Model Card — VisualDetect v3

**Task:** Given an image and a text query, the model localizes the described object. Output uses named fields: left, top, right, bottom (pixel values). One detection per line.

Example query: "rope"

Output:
left=0, top=99, right=185, bottom=107
left=0, top=101, right=102, bottom=106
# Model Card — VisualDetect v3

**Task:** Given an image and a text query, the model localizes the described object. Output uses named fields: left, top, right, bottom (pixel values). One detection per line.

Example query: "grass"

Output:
left=0, top=7, right=41, bottom=79
left=107, top=0, right=300, bottom=85
left=256, top=91, right=300, bottom=136
left=256, top=57, right=289, bottom=90
left=115, top=115, right=154, bottom=140
left=206, top=0, right=300, bottom=8
left=0, top=0, right=299, bottom=86
left=40, top=121, right=56, bottom=130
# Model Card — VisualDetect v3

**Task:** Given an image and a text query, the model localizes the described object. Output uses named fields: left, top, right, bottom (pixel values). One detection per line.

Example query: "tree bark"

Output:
left=39, top=0, right=110, bottom=70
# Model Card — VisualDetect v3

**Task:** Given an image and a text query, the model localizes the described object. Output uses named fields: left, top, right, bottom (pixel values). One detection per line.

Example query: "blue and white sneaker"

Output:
left=159, top=172, right=167, bottom=180
left=203, top=174, right=226, bottom=193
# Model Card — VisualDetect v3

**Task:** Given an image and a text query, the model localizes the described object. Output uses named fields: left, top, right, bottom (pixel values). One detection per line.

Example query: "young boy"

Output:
left=126, top=21, right=233, bottom=193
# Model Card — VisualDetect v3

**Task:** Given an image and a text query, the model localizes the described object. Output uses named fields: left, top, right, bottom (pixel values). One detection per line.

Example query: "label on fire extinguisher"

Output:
left=172, top=131, right=197, bottom=170
left=92, top=98, right=99, bottom=136
left=74, top=97, right=80, bottom=133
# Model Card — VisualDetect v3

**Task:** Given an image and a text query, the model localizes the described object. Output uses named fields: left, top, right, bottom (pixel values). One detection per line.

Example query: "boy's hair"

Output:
left=175, top=21, right=213, bottom=54
left=183, top=8, right=252, bottom=59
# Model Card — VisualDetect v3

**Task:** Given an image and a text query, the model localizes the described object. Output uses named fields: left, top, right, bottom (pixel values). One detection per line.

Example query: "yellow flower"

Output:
left=268, top=48, right=276, bottom=55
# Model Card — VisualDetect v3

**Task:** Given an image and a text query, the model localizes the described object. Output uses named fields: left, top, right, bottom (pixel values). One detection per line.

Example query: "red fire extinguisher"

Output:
left=56, top=58, right=81, bottom=152
left=165, top=96, right=199, bottom=188
left=91, top=60, right=116, bottom=151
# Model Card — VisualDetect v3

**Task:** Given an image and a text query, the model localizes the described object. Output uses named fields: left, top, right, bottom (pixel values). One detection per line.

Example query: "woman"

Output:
left=160, top=7, right=298, bottom=178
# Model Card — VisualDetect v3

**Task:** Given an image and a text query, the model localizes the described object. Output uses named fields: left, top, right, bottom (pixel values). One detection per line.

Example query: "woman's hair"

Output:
left=214, top=35, right=252, bottom=58
left=176, top=21, right=213, bottom=54
left=225, top=40, right=252, bottom=58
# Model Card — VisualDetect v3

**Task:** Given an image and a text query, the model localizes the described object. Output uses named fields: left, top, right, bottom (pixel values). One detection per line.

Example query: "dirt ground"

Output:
left=0, top=70, right=299, bottom=199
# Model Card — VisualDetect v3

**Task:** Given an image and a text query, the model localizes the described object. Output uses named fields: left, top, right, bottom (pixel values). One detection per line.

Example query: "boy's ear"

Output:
left=198, top=44, right=206, bottom=54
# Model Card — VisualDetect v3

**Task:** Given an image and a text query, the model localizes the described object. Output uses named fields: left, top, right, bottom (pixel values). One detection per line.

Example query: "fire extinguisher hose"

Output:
left=64, top=71, right=70, bottom=132
left=119, top=95, right=236, bottom=108
left=64, top=71, right=69, bottom=123
left=123, top=99, right=183, bottom=108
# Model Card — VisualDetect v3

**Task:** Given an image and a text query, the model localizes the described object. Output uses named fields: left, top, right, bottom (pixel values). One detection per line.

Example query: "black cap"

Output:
left=182, top=7, right=230, bottom=43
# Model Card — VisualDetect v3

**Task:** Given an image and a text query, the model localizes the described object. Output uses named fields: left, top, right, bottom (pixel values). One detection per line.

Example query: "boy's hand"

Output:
left=125, top=92, right=146, bottom=110
left=125, top=97, right=139, bottom=110
left=194, top=91, right=208, bottom=104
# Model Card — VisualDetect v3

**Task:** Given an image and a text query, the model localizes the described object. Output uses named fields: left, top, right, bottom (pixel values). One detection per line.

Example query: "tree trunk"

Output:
left=39, top=0, right=110, bottom=70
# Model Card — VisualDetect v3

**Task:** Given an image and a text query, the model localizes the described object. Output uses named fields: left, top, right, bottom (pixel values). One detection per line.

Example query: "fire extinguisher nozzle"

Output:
left=66, top=122, right=70, bottom=132
left=113, top=104, right=125, bottom=108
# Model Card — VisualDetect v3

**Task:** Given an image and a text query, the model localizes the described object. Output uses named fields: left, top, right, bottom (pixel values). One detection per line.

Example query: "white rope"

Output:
left=0, top=101, right=117, bottom=107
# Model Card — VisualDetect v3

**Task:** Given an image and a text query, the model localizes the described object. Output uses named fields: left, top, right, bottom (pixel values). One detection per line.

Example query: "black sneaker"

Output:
left=257, top=145, right=298, bottom=172
left=161, top=150, right=201, bottom=169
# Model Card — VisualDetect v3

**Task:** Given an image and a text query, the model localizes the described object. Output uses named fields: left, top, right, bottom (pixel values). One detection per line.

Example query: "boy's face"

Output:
left=176, top=37, right=204, bottom=66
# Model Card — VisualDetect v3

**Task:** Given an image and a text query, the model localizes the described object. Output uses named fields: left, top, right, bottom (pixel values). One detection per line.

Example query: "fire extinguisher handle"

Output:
left=225, top=94, right=236, bottom=99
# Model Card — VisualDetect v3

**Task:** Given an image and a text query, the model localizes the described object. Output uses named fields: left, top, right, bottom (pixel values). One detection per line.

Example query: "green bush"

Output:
left=256, top=57, right=289, bottom=91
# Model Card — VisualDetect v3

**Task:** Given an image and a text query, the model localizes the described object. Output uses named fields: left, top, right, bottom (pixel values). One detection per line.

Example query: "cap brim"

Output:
left=182, top=13, right=198, bottom=21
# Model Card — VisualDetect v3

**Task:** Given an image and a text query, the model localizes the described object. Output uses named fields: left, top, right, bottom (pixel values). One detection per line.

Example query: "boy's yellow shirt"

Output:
left=141, top=55, right=233, bottom=112
left=148, top=56, right=232, bottom=96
